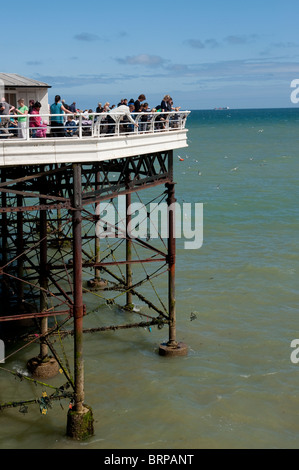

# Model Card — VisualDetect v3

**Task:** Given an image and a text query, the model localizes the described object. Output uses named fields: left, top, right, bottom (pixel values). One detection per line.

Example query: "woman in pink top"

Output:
left=29, top=101, right=47, bottom=138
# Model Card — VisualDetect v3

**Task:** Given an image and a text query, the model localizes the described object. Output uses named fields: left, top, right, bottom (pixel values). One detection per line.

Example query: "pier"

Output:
left=0, top=109, right=190, bottom=439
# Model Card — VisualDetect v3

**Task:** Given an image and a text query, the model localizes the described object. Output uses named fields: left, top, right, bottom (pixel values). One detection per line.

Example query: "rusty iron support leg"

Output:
left=87, top=168, right=107, bottom=290
left=67, top=163, right=94, bottom=440
left=95, top=214, right=101, bottom=282
left=159, top=153, right=188, bottom=357
left=125, top=187, right=133, bottom=310
left=72, top=163, right=85, bottom=412
left=167, top=182, right=177, bottom=347
left=27, top=178, right=59, bottom=378
left=0, top=170, right=8, bottom=328
left=16, top=194, right=24, bottom=310
left=95, top=169, right=101, bottom=282
left=40, top=198, right=49, bottom=360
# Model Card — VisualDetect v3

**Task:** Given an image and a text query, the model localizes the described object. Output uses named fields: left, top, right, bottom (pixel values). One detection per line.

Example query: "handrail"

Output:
left=0, top=110, right=190, bottom=141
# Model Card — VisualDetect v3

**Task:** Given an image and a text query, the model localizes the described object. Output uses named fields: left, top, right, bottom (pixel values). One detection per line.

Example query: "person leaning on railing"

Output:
left=107, top=103, right=139, bottom=134
left=0, top=98, right=15, bottom=136
left=50, top=95, right=73, bottom=137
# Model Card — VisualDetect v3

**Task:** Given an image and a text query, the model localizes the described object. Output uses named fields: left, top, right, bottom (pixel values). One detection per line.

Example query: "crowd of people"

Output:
left=0, top=93, right=181, bottom=139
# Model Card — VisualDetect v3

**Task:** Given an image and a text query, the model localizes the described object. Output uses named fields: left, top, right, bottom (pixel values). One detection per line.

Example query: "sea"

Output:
left=0, top=107, right=299, bottom=450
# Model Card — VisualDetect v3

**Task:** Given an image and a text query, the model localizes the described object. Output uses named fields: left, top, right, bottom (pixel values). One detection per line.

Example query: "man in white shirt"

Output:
left=107, top=104, right=138, bottom=134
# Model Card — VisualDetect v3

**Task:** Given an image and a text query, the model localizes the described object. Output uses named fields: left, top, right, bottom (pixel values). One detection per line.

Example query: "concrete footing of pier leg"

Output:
left=27, top=356, right=60, bottom=379
left=159, top=342, right=188, bottom=357
left=67, top=405, right=94, bottom=440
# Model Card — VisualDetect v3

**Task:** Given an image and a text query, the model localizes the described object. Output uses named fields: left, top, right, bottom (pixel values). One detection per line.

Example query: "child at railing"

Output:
left=65, top=115, right=78, bottom=137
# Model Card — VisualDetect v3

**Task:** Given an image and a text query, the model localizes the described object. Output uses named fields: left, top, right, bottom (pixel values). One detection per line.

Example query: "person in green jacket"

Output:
left=15, top=98, right=28, bottom=138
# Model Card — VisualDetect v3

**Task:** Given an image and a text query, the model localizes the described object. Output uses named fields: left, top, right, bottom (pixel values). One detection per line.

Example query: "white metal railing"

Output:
left=0, top=110, right=190, bottom=141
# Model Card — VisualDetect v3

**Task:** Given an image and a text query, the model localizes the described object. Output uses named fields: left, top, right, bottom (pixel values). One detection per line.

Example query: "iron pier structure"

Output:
left=0, top=113, right=190, bottom=439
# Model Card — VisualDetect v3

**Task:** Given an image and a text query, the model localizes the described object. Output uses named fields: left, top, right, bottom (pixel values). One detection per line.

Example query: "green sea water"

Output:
left=0, top=108, right=299, bottom=449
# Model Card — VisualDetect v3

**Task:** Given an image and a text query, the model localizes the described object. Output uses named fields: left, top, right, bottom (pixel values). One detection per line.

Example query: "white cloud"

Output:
left=116, top=54, right=167, bottom=67
left=74, top=33, right=101, bottom=42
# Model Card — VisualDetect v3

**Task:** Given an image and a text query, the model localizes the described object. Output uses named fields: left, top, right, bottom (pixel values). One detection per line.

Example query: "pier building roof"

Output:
left=0, top=73, right=51, bottom=88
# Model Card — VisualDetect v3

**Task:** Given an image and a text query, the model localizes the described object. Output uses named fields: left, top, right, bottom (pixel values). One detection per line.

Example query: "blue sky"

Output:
left=2, top=0, right=299, bottom=110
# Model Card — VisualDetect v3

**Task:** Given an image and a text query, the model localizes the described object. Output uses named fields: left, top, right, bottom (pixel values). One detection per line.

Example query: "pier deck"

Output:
left=0, top=110, right=189, bottom=166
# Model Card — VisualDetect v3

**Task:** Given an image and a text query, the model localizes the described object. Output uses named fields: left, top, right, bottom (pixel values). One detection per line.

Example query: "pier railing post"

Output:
left=67, top=163, right=94, bottom=440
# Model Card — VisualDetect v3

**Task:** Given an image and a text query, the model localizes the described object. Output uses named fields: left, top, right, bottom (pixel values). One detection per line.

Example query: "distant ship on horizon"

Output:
left=213, top=106, right=230, bottom=110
